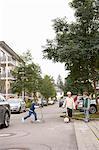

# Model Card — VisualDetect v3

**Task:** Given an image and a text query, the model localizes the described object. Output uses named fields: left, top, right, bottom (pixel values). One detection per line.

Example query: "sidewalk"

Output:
left=74, top=120, right=99, bottom=150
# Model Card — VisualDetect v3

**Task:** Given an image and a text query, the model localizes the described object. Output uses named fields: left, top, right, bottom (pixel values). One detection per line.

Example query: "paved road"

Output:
left=0, top=103, right=78, bottom=150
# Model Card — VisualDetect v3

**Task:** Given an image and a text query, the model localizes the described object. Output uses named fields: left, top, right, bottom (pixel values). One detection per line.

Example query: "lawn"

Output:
left=73, top=112, right=99, bottom=119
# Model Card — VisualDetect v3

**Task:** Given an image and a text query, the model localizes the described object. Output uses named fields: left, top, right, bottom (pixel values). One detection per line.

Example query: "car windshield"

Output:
left=8, top=99, right=20, bottom=103
left=0, top=95, right=6, bottom=102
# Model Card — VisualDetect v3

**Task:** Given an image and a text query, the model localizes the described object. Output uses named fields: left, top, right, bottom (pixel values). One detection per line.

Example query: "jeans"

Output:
left=24, top=110, right=37, bottom=121
left=84, top=109, right=90, bottom=122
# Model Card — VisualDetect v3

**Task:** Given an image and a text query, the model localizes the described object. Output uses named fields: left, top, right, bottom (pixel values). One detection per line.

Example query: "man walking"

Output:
left=63, top=91, right=75, bottom=122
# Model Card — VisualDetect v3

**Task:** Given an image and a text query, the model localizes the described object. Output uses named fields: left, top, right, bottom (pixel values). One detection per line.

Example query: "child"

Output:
left=22, top=101, right=40, bottom=123
left=63, top=91, right=75, bottom=122
left=82, top=92, right=90, bottom=122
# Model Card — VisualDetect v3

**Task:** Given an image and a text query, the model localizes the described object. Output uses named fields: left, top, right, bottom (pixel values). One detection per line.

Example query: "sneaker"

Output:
left=35, top=119, right=41, bottom=122
left=22, top=117, right=25, bottom=123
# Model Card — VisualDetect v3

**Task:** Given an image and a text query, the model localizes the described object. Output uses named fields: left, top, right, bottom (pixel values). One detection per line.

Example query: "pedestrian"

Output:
left=63, top=91, right=75, bottom=122
left=96, top=96, right=99, bottom=112
left=22, top=101, right=40, bottom=123
left=82, top=92, right=90, bottom=122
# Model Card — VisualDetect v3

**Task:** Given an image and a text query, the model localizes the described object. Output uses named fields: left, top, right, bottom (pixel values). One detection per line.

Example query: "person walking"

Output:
left=63, top=91, right=75, bottom=122
left=96, top=96, right=99, bottom=111
left=22, top=101, right=40, bottom=123
left=82, top=92, right=90, bottom=122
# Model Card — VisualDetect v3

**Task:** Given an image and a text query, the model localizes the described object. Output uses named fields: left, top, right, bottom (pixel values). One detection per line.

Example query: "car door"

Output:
left=0, top=97, right=5, bottom=124
left=0, top=99, right=3, bottom=124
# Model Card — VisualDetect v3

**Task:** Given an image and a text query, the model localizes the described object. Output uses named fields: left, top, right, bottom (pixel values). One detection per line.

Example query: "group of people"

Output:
left=22, top=91, right=91, bottom=123
left=63, top=91, right=90, bottom=123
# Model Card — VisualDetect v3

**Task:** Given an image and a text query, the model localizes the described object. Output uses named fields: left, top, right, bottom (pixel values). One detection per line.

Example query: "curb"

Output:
left=72, top=117, right=99, bottom=121
left=60, top=115, right=99, bottom=121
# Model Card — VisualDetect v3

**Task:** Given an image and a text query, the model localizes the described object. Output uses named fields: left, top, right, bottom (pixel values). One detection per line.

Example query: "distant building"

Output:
left=0, top=41, right=23, bottom=99
left=55, top=86, right=64, bottom=100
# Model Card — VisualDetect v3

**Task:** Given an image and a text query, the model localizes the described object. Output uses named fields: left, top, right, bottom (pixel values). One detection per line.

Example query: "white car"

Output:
left=8, top=98, right=26, bottom=113
left=48, top=100, right=55, bottom=105
left=78, top=97, right=97, bottom=114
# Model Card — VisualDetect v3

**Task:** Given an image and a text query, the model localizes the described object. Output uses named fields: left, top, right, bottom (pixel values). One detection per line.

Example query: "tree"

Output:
left=43, top=0, right=99, bottom=94
left=20, top=50, right=33, bottom=64
left=25, top=63, right=42, bottom=98
left=57, top=75, right=64, bottom=90
left=64, top=75, right=93, bottom=95
left=40, top=75, right=56, bottom=100
left=0, top=80, right=6, bottom=93
left=11, top=51, right=42, bottom=99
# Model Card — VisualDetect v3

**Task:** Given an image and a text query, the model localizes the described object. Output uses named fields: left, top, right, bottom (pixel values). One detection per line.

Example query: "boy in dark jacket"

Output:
left=22, top=102, right=39, bottom=123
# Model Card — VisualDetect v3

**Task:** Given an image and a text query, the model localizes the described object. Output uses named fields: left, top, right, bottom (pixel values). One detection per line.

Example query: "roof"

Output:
left=0, top=41, right=24, bottom=62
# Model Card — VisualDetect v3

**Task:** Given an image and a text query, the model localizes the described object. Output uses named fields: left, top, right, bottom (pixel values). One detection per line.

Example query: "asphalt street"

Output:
left=0, top=103, right=78, bottom=150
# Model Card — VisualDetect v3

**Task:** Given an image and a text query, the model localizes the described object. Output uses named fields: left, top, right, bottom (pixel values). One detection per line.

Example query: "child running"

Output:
left=22, top=101, right=40, bottom=123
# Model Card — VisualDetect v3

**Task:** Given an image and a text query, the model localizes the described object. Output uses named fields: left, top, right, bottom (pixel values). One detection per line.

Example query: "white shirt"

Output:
left=63, top=97, right=75, bottom=110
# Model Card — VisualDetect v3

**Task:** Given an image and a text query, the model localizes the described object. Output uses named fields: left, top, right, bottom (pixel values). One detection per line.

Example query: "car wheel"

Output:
left=89, top=105, right=97, bottom=114
left=18, top=107, right=22, bottom=113
left=24, top=107, right=26, bottom=112
left=4, top=112, right=10, bottom=128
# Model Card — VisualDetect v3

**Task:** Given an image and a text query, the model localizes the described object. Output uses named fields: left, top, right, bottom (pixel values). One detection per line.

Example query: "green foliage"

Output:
left=64, top=75, right=93, bottom=95
left=25, top=100, right=32, bottom=108
left=57, top=75, right=64, bottom=90
left=43, top=0, right=99, bottom=94
left=20, top=50, right=33, bottom=64
left=40, top=75, right=56, bottom=100
left=11, top=51, right=42, bottom=97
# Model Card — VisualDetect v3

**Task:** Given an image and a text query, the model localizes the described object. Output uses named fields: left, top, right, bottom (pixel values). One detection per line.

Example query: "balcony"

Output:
left=0, top=56, right=6, bottom=66
left=8, top=57, right=16, bottom=66
left=0, top=72, right=15, bottom=80
left=0, top=57, right=16, bottom=66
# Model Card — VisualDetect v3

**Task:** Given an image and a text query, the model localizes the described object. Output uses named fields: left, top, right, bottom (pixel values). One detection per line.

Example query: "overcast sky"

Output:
left=0, top=0, right=75, bottom=82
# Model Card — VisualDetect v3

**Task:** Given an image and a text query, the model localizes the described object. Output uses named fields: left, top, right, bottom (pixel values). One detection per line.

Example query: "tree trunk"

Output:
left=33, top=92, right=37, bottom=102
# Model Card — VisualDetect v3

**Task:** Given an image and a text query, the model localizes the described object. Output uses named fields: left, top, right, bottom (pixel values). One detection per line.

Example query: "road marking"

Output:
left=0, top=133, right=15, bottom=137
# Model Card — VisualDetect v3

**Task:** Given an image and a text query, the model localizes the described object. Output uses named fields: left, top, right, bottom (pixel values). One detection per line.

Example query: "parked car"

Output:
left=48, top=100, right=55, bottom=105
left=78, top=97, right=97, bottom=114
left=0, top=95, right=11, bottom=128
left=8, top=98, right=26, bottom=113
left=37, top=99, right=43, bottom=107
left=42, top=99, right=48, bottom=106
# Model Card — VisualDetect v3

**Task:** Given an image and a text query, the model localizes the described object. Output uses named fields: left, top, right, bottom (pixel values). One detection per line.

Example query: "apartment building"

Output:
left=0, top=41, right=23, bottom=99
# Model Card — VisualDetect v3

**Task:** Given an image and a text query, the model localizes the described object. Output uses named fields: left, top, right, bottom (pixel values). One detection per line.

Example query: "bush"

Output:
left=25, top=100, right=32, bottom=108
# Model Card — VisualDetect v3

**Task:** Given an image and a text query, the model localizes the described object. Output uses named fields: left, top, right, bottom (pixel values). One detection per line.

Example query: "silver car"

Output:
left=0, top=95, right=11, bottom=127
left=8, top=98, right=26, bottom=113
